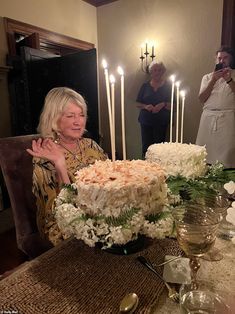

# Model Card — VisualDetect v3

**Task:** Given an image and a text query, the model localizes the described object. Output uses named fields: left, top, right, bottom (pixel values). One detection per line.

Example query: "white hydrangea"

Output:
left=105, top=226, right=134, bottom=246
left=54, top=184, right=175, bottom=248
left=141, top=213, right=174, bottom=239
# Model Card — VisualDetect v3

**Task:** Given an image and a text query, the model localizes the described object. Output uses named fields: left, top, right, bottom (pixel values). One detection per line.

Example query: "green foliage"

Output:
left=62, top=184, right=77, bottom=194
left=105, top=207, right=140, bottom=226
left=69, top=214, right=91, bottom=225
left=69, top=207, right=140, bottom=227
left=167, top=176, right=215, bottom=201
left=145, top=211, right=171, bottom=223
left=204, top=164, right=235, bottom=188
left=167, top=162, right=235, bottom=202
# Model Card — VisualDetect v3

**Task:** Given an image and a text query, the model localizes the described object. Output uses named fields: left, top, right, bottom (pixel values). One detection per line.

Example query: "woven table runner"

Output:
left=0, top=237, right=181, bottom=313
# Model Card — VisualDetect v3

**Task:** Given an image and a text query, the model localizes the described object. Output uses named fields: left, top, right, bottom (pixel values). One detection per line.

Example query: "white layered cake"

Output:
left=74, top=159, right=167, bottom=217
left=145, top=143, right=207, bottom=179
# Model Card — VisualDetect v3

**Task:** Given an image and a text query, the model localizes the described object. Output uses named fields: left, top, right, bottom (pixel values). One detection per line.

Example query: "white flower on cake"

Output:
left=54, top=159, right=174, bottom=248
left=224, top=181, right=235, bottom=195
left=145, top=142, right=207, bottom=179
left=141, top=214, right=174, bottom=239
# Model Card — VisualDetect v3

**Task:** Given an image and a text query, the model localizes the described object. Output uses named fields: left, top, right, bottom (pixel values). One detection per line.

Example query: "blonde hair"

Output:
left=148, top=61, right=166, bottom=75
left=37, top=87, right=87, bottom=139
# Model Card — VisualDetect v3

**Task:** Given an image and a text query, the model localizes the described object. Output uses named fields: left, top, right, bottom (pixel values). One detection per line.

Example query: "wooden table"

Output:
left=0, top=237, right=234, bottom=313
left=155, top=238, right=235, bottom=314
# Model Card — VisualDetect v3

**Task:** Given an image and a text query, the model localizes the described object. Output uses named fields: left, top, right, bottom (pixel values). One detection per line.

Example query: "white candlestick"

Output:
left=110, top=74, right=116, bottom=161
left=170, top=75, right=175, bottom=142
left=140, top=45, right=144, bottom=58
left=117, top=66, right=126, bottom=160
left=145, top=42, right=148, bottom=54
left=102, top=60, right=115, bottom=161
left=145, top=41, right=148, bottom=69
left=176, top=81, right=180, bottom=143
left=180, top=91, right=186, bottom=144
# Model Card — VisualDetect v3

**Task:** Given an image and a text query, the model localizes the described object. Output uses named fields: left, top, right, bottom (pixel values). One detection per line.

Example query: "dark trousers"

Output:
left=140, top=123, right=168, bottom=157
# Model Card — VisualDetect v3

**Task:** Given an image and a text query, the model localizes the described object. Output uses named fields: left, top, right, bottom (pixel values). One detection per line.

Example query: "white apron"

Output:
left=196, top=108, right=235, bottom=168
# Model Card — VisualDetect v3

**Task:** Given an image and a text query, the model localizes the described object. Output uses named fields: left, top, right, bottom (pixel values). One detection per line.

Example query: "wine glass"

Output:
left=201, top=194, right=231, bottom=261
left=173, top=204, right=222, bottom=290
left=216, top=193, right=235, bottom=239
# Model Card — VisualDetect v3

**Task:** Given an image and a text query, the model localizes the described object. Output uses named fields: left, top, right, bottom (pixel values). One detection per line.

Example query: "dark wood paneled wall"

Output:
left=221, top=0, right=235, bottom=52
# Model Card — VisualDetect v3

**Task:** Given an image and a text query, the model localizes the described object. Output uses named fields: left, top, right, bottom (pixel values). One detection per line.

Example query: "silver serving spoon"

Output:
left=119, top=292, right=139, bottom=313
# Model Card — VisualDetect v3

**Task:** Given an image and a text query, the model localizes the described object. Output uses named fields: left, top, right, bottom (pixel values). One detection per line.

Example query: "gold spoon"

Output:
left=119, top=293, right=139, bottom=313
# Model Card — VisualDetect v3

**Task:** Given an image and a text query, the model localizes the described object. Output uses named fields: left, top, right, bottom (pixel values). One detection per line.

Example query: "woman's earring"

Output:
left=54, top=130, right=60, bottom=143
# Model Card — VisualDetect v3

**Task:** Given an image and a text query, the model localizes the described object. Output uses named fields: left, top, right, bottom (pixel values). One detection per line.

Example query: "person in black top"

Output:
left=136, top=61, right=171, bottom=157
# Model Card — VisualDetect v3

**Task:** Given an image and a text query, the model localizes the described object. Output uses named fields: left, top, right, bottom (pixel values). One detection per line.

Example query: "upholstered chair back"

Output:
left=0, top=135, right=52, bottom=259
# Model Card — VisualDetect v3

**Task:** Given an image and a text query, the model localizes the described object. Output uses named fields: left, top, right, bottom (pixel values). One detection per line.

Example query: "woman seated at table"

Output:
left=27, top=87, right=107, bottom=246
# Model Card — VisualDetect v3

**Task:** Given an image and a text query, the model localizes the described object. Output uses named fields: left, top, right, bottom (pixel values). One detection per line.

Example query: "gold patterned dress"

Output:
left=32, top=138, right=107, bottom=246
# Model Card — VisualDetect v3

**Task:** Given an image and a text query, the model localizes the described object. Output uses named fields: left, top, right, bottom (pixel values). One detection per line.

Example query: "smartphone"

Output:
left=214, top=63, right=224, bottom=71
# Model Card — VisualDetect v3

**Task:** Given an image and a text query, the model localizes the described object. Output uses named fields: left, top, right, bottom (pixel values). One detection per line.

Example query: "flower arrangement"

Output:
left=54, top=159, right=175, bottom=249
left=54, top=161, right=235, bottom=249
left=54, top=184, right=174, bottom=249
left=167, top=162, right=235, bottom=204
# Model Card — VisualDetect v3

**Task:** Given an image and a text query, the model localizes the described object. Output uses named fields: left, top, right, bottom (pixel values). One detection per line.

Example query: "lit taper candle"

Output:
left=140, top=44, right=144, bottom=58
left=175, top=81, right=181, bottom=143
left=117, top=66, right=126, bottom=160
left=180, top=90, right=186, bottom=144
left=110, top=74, right=116, bottom=160
left=102, top=59, right=115, bottom=161
left=170, top=75, right=175, bottom=142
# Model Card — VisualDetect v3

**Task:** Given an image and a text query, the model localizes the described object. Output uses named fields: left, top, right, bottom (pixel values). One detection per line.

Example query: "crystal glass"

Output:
left=173, top=204, right=222, bottom=290
left=216, top=194, right=235, bottom=239
left=202, top=195, right=231, bottom=261
left=180, top=281, right=230, bottom=314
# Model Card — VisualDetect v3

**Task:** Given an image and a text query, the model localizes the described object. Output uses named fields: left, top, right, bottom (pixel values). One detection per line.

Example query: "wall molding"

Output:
left=4, top=17, right=94, bottom=56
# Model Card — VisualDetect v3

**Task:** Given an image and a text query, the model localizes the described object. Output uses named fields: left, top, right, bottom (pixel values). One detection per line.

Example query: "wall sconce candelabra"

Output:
left=140, top=41, right=156, bottom=73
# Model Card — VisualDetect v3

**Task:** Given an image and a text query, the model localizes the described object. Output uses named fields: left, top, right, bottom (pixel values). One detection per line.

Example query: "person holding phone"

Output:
left=196, top=46, right=235, bottom=168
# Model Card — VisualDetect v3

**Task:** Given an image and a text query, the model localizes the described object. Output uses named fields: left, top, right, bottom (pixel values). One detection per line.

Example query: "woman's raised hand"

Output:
left=27, top=138, right=65, bottom=165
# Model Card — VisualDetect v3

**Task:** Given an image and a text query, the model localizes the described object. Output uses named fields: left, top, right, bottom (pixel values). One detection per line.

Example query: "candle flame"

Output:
left=180, top=90, right=186, bottom=98
left=109, top=74, right=115, bottom=83
left=117, top=66, right=124, bottom=75
left=176, top=81, right=181, bottom=87
left=170, top=74, right=176, bottom=82
left=102, top=59, right=108, bottom=69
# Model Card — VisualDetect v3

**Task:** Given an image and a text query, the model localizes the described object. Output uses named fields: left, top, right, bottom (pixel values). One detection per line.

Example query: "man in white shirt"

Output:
left=196, top=46, right=235, bottom=168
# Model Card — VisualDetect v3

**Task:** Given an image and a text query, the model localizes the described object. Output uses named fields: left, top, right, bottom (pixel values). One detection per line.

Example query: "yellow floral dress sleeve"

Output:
left=32, top=137, right=107, bottom=246
left=32, top=158, right=65, bottom=246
